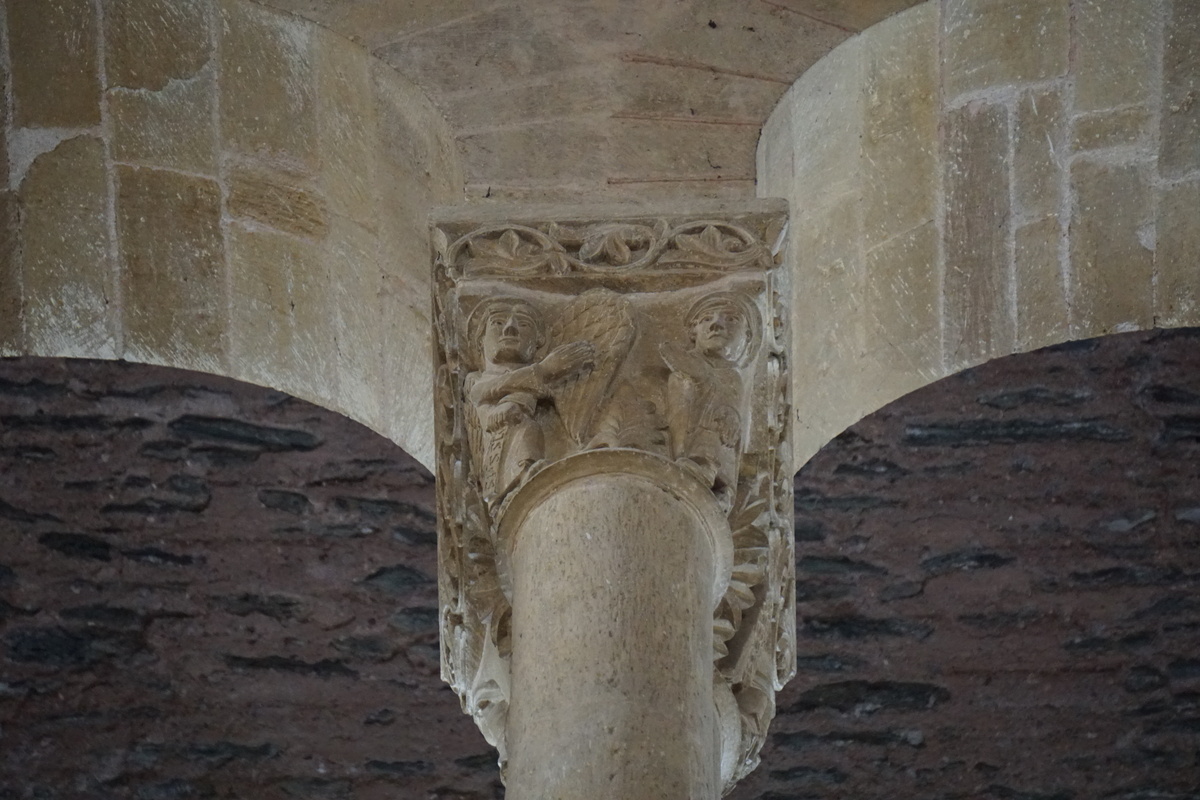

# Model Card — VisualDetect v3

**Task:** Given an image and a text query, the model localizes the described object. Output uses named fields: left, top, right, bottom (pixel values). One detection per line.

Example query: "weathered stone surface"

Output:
left=227, top=166, right=329, bottom=239
left=327, top=216, right=383, bottom=428
left=104, top=0, right=211, bottom=90
left=6, top=0, right=100, bottom=127
left=1014, top=89, right=1065, bottom=219
left=316, top=33, right=379, bottom=223
left=227, top=225, right=337, bottom=407
left=0, top=193, right=20, bottom=353
left=219, top=0, right=316, bottom=165
left=110, top=66, right=218, bottom=175
left=943, top=101, right=1014, bottom=368
left=1069, top=160, right=1154, bottom=336
left=1162, top=0, right=1200, bottom=177
left=859, top=4, right=936, bottom=248
left=1156, top=179, right=1200, bottom=326
left=1071, top=106, right=1152, bottom=152
left=1015, top=215, right=1069, bottom=348
left=117, top=166, right=226, bottom=372
left=18, top=137, right=114, bottom=358
left=942, top=0, right=1069, bottom=98
left=864, top=222, right=941, bottom=385
left=1074, top=0, right=1161, bottom=113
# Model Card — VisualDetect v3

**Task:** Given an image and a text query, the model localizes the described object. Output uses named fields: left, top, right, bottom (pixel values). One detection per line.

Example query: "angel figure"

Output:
left=465, top=298, right=595, bottom=505
left=661, top=293, right=756, bottom=502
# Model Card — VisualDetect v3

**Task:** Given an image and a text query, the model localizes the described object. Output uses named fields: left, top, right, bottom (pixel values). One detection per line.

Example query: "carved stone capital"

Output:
left=433, top=202, right=794, bottom=795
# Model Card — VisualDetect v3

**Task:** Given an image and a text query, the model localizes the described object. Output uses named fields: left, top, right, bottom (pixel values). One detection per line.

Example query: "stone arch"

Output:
left=0, top=0, right=464, bottom=469
left=759, top=0, right=1200, bottom=469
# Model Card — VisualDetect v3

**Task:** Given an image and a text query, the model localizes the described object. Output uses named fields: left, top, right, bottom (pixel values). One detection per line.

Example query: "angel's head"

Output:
left=687, top=294, right=749, bottom=362
left=473, top=297, right=545, bottom=367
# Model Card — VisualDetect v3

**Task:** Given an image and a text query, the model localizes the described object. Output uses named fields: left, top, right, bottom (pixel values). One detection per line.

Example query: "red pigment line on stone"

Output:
left=610, top=111, right=761, bottom=127
left=620, top=52, right=792, bottom=84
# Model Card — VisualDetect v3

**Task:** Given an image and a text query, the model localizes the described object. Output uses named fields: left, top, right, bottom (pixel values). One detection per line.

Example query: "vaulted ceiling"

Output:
left=255, top=0, right=923, bottom=203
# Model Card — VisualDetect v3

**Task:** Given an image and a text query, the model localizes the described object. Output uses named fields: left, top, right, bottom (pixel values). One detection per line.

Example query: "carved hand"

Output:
left=539, top=341, right=596, bottom=382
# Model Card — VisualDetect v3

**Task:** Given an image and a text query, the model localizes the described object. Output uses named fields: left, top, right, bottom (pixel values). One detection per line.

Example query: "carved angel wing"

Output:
left=548, top=289, right=635, bottom=446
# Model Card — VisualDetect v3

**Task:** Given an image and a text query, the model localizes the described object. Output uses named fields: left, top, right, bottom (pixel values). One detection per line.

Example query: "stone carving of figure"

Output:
left=661, top=293, right=755, bottom=502
left=465, top=298, right=595, bottom=504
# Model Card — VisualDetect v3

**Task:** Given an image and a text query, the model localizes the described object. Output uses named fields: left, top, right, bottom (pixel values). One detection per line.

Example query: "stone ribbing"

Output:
left=758, top=0, right=1200, bottom=469
left=0, top=0, right=465, bottom=469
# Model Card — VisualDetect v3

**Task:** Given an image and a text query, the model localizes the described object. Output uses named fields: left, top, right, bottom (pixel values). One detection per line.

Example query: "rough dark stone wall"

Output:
left=2, top=329, right=1199, bottom=799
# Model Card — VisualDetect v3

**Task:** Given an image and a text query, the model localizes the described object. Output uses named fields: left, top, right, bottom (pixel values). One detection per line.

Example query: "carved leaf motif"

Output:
left=547, top=289, right=636, bottom=446
left=661, top=222, right=771, bottom=270
left=577, top=224, right=658, bottom=267
left=460, top=227, right=569, bottom=276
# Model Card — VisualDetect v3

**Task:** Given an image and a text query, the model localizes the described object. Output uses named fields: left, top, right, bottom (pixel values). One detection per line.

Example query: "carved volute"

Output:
left=432, top=202, right=794, bottom=796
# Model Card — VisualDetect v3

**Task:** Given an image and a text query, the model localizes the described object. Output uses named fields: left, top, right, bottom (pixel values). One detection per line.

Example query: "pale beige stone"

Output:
left=943, top=101, right=1014, bottom=367
left=7, top=0, right=100, bottom=127
left=326, top=215, right=383, bottom=429
left=380, top=274, right=435, bottom=467
left=1015, top=214, right=1069, bottom=349
left=860, top=4, right=937, bottom=249
left=219, top=0, right=316, bottom=166
left=1070, top=159, right=1154, bottom=336
left=507, top=461, right=722, bottom=800
left=1014, top=88, right=1066, bottom=219
left=109, top=64, right=218, bottom=175
left=433, top=206, right=792, bottom=796
left=117, top=166, right=226, bottom=372
left=755, top=85, right=794, bottom=200
left=0, top=192, right=21, bottom=354
left=228, top=165, right=329, bottom=239
left=1071, top=106, right=1152, bottom=152
left=316, top=32, right=380, bottom=224
left=865, top=221, right=941, bottom=377
left=767, top=0, right=925, bottom=32
left=1161, top=0, right=1200, bottom=178
left=104, top=0, right=211, bottom=91
left=1074, top=0, right=1161, bottom=113
left=18, top=137, right=114, bottom=358
left=228, top=224, right=337, bottom=407
left=610, top=119, right=756, bottom=184
left=1156, top=179, right=1200, bottom=327
left=943, top=0, right=1069, bottom=98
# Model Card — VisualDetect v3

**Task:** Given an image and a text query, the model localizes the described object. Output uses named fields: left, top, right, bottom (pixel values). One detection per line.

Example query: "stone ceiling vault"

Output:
left=252, top=0, right=923, bottom=204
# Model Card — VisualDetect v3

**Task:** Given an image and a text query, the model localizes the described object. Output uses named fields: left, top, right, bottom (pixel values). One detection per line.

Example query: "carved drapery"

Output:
left=433, top=204, right=794, bottom=794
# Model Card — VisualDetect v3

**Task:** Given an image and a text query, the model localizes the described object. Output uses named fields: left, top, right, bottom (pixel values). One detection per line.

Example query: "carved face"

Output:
left=691, top=305, right=746, bottom=360
left=481, top=304, right=541, bottom=365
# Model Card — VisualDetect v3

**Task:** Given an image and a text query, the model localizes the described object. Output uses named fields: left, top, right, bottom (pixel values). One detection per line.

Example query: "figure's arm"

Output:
left=469, top=342, right=595, bottom=404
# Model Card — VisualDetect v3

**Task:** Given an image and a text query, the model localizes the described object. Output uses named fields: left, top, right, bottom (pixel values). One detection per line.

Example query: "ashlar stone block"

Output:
left=1014, top=88, right=1065, bottom=219
left=1161, top=0, right=1200, bottom=178
left=104, top=0, right=212, bottom=91
left=1070, top=159, right=1154, bottom=336
left=1015, top=214, right=1069, bottom=349
left=942, top=0, right=1069, bottom=99
left=943, top=101, right=1014, bottom=367
left=109, top=64, right=218, bottom=175
left=219, top=0, right=316, bottom=166
left=859, top=3, right=937, bottom=249
left=117, top=166, right=225, bottom=372
left=18, top=137, right=114, bottom=357
left=1074, top=0, right=1162, bottom=113
left=1071, top=106, right=1153, bottom=152
left=228, top=224, right=337, bottom=408
left=864, top=221, right=941, bottom=379
left=1156, top=179, right=1200, bottom=327
left=7, top=0, right=100, bottom=127
left=228, top=165, right=329, bottom=240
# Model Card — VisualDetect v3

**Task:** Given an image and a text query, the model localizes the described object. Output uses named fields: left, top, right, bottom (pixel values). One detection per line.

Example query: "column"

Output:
left=432, top=205, right=796, bottom=798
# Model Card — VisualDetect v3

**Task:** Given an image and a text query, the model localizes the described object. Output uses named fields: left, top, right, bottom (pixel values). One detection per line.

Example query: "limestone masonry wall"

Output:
left=0, top=0, right=465, bottom=468
left=759, top=0, right=1200, bottom=469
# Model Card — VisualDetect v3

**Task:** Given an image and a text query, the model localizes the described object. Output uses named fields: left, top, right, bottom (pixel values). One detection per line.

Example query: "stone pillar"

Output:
left=504, top=451, right=729, bottom=799
left=432, top=204, right=796, bottom=797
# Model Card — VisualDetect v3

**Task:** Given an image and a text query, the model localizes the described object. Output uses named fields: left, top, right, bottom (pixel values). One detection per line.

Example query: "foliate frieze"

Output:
left=433, top=204, right=794, bottom=792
